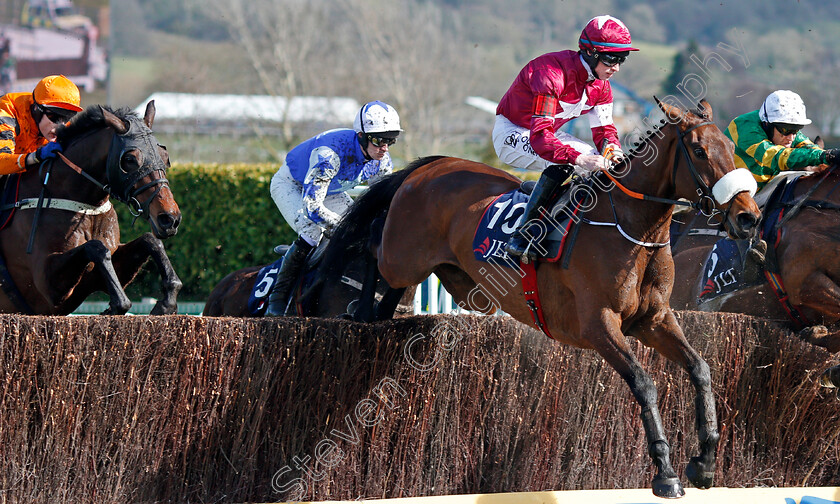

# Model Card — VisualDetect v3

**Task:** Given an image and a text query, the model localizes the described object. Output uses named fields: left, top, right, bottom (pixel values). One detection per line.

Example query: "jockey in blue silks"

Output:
left=265, top=100, right=402, bottom=316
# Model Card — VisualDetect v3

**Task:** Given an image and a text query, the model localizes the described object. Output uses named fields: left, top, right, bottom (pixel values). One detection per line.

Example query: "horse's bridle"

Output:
left=672, top=121, right=719, bottom=217
left=602, top=121, right=752, bottom=222
left=24, top=115, right=170, bottom=254
left=57, top=115, right=170, bottom=218
left=104, top=116, right=170, bottom=217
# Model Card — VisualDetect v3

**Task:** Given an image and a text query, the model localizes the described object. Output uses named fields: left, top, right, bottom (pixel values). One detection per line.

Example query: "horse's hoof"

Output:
left=150, top=302, right=176, bottom=315
left=100, top=302, right=131, bottom=315
left=100, top=308, right=128, bottom=316
left=336, top=313, right=354, bottom=320
left=686, top=457, right=715, bottom=489
left=820, top=365, right=840, bottom=389
left=799, top=325, right=829, bottom=346
left=652, top=476, right=685, bottom=499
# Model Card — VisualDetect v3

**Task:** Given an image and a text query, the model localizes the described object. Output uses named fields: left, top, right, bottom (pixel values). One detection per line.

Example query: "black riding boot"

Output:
left=739, top=238, right=767, bottom=284
left=505, top=164, right=574, bottom=263
left=265, top=236, right=314, bottom=316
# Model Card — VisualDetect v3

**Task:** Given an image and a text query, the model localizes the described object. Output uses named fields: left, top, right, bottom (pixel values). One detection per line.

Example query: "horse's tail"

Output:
left=317, top=156, right=447, bottom=289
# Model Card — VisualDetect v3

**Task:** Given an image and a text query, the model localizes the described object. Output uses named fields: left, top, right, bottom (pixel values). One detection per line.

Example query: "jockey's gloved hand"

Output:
left=602, top=143, right=626, bottom=165
left=34, top=142, right=63, bottom=163
left=575, top=154, right=608, bottom=174
left=823, top=148, right=840, bottom=165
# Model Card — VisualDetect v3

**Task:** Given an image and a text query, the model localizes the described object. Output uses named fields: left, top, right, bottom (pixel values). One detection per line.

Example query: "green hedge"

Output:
left=115, top=163, right=297, bottom=300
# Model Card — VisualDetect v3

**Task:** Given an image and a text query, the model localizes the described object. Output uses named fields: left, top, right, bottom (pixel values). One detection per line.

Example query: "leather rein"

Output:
left=22, top=124, right=170, bottom=253
left=584, top=121, right=728, bottom=248
left=601, top=121, right=721, bottom=216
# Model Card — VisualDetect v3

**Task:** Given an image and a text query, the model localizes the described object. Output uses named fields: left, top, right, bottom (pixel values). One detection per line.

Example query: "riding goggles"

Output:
left=774, top=123, right=803, bottom=136
left=38, top=104, right=76, bottom=124
left=368, top=135, right=398, bottom=147
left=597, top=51, right=629, bottom=66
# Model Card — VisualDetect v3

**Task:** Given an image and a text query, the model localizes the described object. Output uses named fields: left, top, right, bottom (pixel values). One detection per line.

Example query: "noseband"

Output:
left=105, top=116, right=170, bottom=217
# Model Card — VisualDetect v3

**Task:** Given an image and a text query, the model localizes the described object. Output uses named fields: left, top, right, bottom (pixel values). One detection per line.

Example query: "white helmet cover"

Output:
left=759, top=90, right=812, bottom=125
left=354, top=101, right=402, bottom=136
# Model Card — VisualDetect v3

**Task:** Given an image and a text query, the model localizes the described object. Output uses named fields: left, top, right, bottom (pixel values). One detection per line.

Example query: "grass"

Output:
left=632, top=40, right=680, bottom=71
left=109, top=56, right=158, bottom=108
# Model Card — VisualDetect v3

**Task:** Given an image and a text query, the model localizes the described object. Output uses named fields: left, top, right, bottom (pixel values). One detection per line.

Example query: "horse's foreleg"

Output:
left=374, top=286, right=407, bottom=321
left=588, top=311, right=684, bottom=498
left=634, top=308, right=719, bottom=491
left=352, top=253, right=379, bottom=322
left=45, top=240, right=132, bottom=314
left=111, top=233, right=181, bottom=315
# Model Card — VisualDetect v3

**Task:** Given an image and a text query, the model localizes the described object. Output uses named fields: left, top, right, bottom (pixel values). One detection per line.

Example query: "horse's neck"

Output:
left=44, top=133, right=110, bottom=204
left=602, top=131, right=678, bottom=237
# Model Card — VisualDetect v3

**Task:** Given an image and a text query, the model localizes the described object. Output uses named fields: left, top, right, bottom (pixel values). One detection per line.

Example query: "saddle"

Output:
left=249, top=241, right=330, bottom=316
left=472, top=180, right=582, bottom=268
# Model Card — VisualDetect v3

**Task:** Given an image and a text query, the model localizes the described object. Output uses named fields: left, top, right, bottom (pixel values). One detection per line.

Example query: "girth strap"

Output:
left=764, top=270, right=809, bottom=329
left=520, top=260, right=553, bottom=339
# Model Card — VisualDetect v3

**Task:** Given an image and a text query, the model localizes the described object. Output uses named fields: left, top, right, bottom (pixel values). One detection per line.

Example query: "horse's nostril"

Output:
left=158, top=213, right=177, bottom=230
left=737, top=212, right=758, bottom=230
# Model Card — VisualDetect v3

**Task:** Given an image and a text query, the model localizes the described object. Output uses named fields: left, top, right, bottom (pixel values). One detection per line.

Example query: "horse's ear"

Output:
left=697, top=99, right=713, bottom=121
left=654, top=96, right=686, bottom=124
left=815, top=135, right=825, bottom=148
left=144, top=100, right=156, bottom=129
left=100, top=106, right=128, bottom=134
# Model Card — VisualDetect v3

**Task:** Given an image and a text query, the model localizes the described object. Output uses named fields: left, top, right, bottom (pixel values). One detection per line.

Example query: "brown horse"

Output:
left=0, top=102, right=182, bottom=315
left=317, top=99, right=760, bottom=498
left=671, top=168, right=840, bottom=354
left=203, top=239, right=415, bottom=319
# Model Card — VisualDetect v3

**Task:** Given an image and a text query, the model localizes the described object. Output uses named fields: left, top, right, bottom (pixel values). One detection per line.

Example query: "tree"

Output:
left=203, top=0, right=480, bottom=158
left=662, top=40, right=700, bottom=97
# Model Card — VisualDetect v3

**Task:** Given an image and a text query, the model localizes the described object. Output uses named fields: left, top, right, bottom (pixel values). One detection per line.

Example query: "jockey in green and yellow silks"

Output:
left=725, top=90, right=839, bottom=189
left=724, top=90, right=840, bottom=284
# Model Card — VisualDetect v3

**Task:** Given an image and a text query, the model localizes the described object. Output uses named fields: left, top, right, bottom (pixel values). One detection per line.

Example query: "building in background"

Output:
left=0, top=0, right=106, bottom=94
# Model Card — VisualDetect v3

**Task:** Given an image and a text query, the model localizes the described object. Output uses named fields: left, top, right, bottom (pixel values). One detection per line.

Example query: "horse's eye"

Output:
left=120, top=152, right=139, bottom=173
left=693, top=148, right=708, bottom=159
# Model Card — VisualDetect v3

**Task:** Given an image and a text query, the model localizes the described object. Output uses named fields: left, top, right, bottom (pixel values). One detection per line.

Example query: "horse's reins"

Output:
left=25, top=160, right=53, bottom=254
left=601, top=121, right=717, bottom=212
left=23, top=118, right=170, bottom=254
left=56, top=151, right=111, bottom=198
left=586, top=121, right=719, bottom=248
left=775, top=164, right=838, bottom=228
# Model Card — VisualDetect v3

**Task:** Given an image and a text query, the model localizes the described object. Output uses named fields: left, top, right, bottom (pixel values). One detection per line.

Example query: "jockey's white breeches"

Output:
left=492, top=115, right=597, bottom=172
left=270, top=163, right=353, bottom=246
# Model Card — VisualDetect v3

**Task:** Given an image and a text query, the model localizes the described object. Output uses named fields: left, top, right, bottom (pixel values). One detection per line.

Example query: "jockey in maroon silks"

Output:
left=493, top=15, right=638, bottom=262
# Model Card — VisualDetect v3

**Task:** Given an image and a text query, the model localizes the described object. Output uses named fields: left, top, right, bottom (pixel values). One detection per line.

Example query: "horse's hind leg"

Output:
left=588, top=310, right=685, bottom=498
left=634, top=308, right=719, bottom=491
left=111, top=233, right=182, bottom=315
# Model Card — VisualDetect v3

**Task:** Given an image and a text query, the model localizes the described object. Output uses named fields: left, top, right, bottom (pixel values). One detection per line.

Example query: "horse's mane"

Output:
left=624, top=103, right=710, bottom=163
left=315, top=156, right=447, bottom=293
left=55, top=105, right=138, bottom=146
